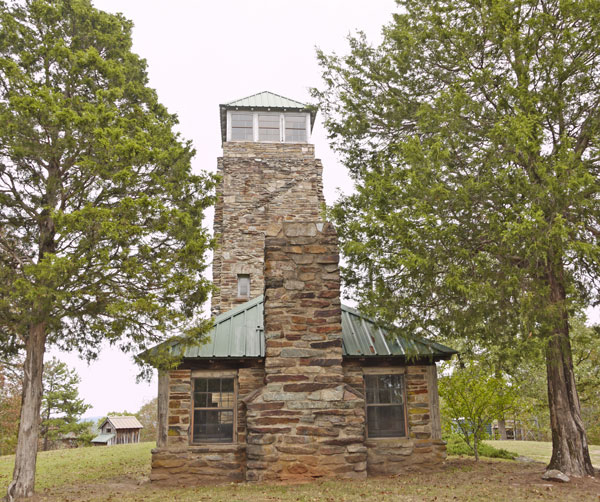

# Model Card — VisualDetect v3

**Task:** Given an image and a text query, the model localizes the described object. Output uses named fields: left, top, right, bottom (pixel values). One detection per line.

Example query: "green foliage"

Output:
left=0, top=361, right=21, bottom=455
left=439, top=363, right=520, bottom=460
left=135, top=398, right=157, bottom=443
left=315, top=0, right=600, bottom=361
left=0, top=0, right=216, bottom=371
left=445, top=434, right=517, bottom=460
left=40, top=358, right=90, bottom=450
left=571, top=318, right=600, bottom=444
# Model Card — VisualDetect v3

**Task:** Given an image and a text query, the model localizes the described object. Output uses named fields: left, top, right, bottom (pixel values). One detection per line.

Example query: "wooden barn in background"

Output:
left=91, top=416, right=143, bottom=446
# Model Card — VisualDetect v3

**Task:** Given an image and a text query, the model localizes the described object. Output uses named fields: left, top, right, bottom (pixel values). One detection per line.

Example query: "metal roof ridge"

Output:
left=222, top=90, right=308, bottom=109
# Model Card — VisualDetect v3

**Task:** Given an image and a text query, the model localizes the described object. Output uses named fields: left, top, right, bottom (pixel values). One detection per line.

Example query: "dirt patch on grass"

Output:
left=34, top=458, right=600, bottom=502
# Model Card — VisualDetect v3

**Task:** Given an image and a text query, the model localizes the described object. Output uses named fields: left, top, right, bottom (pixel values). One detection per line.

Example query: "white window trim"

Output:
left=226, top=111, right=310, bottom=143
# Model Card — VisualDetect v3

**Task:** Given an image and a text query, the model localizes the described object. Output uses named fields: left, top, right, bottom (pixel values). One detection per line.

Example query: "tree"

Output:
left=136, top=397, right=157, bottom=443
left=40, top=358, right=90, bottom=451
left=315, top=0, right=600, bottom=476
left=0, top=360, right=22, bottom=455
left=0, top=1, right=215, bottom=498
left=439, top=363, right=518, bottom=460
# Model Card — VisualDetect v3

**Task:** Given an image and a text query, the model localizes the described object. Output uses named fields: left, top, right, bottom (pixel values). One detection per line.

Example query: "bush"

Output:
left=445, top=434, right=517, bottom=460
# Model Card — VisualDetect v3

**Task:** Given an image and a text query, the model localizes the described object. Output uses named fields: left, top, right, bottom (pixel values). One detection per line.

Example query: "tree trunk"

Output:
left=546, top=328, right=594, bottom=476
left=7, top=322, right=46, bottom=501
left=498, top=419, right=507, bottom=440
left=473, top=433, right=479, bottom=461
left=157, top=371, right=168, bottom=447
left=545, top=270, right=594, bottom=477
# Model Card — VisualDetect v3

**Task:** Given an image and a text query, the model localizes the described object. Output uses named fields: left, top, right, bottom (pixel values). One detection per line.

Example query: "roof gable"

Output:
left=101, top=416, right=144, bottom=430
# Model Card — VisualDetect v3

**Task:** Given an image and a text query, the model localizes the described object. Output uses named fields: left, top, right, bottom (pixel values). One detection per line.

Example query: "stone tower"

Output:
left=211, top=91, right=325, bottom=316
left=213, top=92, right=367, bottom=481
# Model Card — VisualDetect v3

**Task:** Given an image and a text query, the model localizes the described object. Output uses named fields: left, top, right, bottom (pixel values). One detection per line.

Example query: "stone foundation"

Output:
left=150, top=444, right=246, bottom=484
left=366, top=438, right=446, bottom=475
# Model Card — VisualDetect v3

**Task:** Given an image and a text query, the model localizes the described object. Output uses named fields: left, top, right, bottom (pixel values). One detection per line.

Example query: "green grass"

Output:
left=0, top=441, right=153, bottom=493
left=486, top=440, right=600, bottom=467
left=0, top=441, right=599, bottom=502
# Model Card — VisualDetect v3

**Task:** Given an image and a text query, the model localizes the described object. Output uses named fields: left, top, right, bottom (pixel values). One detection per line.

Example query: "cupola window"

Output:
left=228, top=111, right=309, bottom=143
left=230, top=112, right=254, bottom=141
left=284, top=113, right=307, bottom=142
left=258, top=113, right=281, bottom=142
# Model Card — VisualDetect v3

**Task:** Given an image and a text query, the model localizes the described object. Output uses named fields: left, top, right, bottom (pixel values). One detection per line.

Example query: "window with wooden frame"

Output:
left=192, top=377, right=235, bottom=443
left=364, top=373, right=407, bottom=438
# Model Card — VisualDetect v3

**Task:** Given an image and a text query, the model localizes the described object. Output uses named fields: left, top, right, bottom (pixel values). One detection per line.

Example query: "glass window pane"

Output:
left=367, top=405, right=405, bottom=438
left=258, top=114, right=279, bottom=127
left=193, top=410, right=233, bottom=442
left=207, top=379, right=221, bottom=392
left=365, top=375, right=377, bottom=404
left=378, top=375, right=392, bottom=404
left=231, top=127, right=253, bottom=141
left=194, top=378, right=208, bottom=393
left=231, top=112, right=253, bottom=127
left=259, top=129, right=279, bottom=141
left=391, top=375, right=404, bottom=404
left=192, top=378, right=235, bottom=442
left=284, top=129, right=306, bottom=142
left=285, top=114, right=305, bottom=126
left=238, top=275, right=250, bottom=297
left=221, top=391, right=234, bottom=408
left=194, top=392, right=209, bottom=408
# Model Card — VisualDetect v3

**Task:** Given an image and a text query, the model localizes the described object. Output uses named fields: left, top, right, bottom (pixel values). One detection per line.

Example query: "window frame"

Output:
left=227, top=110, right=310, bottom=143
left=229, top=111, right=254, bottom=141
left=363, top=369, right=408, bottom=439
left=190, top=372, right=237, bottom=445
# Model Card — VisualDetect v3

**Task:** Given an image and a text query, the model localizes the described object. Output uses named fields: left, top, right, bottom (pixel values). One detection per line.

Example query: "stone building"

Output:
left=149, top=91, right=456, bottom=484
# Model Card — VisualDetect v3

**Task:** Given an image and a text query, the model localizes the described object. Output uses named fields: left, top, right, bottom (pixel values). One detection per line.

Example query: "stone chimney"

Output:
left=243, top=221, right=366, bottom=481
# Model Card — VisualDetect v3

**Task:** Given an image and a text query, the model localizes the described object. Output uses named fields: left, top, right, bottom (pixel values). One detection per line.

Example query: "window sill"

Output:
left=365, top=437, right=411, bottom=447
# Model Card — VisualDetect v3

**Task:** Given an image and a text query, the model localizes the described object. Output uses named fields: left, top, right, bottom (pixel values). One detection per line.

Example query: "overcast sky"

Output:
left=50, top=0, right=398, bottom=418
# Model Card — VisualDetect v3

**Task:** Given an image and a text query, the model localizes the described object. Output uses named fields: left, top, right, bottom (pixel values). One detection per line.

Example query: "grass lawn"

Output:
left=0, top=442, right=153, bottom=493
left=486, top=440, right=600, bottom=468
left=0, top=441, right=599, bottom=502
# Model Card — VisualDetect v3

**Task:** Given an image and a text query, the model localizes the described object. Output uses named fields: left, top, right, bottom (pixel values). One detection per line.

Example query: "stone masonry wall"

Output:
left=211, top=142, right=325, bottom=316
left=151, top=364, right=265, bottom=484
left=244, top=221, right=366, bottom=482
left=342, top=361, right=446, bottom=474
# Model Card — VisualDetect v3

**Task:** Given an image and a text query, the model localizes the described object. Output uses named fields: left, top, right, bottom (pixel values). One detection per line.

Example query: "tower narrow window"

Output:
left=258, top=113, right=281, bottom=142
left=230, top=112, right=254, bottom=141
left=237, top=274, right=250, bottom=298
left=284, top=113, right=307, bottom=142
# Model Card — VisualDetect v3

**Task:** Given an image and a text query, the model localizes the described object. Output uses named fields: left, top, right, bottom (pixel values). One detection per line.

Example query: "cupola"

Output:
left=219, top=91, right=316, bottom=144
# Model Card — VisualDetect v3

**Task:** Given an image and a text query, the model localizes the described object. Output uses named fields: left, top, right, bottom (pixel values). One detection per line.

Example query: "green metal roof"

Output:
left=219, top=91, right=317, bottom=143
left=91, top=433, right=115, bottom=443
left=225, top=91, right=309, bottom=109
left=163, top=296, right=456, bottom=362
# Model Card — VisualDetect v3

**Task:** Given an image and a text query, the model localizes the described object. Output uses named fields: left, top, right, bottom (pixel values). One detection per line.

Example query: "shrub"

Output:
left=445, top=434, right=517, bottom=460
